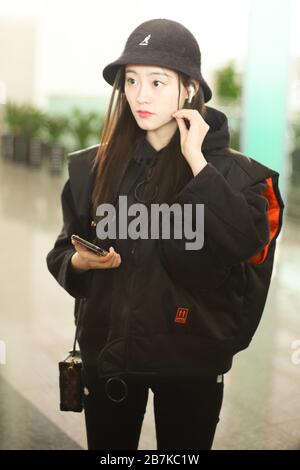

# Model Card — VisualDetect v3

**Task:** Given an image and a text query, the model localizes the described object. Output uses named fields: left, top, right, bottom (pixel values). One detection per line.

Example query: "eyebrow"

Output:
left=125, top=69, right=172, bottom=78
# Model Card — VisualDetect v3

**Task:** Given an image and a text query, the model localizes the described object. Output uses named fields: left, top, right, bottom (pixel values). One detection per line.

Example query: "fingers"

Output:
left=173, top=113, right=188, bottom=137
left=173, top=109, right=202, bottom=118
left=173, top=109, right=209, bottom=128
left=94, top=247, right=121, bottom=268
left=110, top=251, right=122, bottom=268
left=72, top=239, right=121, bottom=270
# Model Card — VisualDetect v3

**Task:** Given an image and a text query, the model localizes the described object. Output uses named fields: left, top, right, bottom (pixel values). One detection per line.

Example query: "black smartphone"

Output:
left=71, top=234, right=108, bottom=256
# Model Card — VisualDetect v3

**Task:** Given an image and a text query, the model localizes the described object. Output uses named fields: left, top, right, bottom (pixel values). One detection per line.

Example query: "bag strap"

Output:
left=70, top=303, right=81, bottom=357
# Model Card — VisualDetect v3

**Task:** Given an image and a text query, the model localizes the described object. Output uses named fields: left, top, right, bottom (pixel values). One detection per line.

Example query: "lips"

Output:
left=137, top=111, right=153, bottom=117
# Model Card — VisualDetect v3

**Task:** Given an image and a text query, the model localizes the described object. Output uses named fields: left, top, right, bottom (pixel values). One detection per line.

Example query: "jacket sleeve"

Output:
left=46, top=179, right=93, bottom=299
left=157, top=162, right=272, bottom=287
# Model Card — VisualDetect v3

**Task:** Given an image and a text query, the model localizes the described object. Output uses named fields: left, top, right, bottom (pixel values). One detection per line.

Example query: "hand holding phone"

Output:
left=71, top=234, right=108, bottom=256
left=70, top=234, right=121, bottom=272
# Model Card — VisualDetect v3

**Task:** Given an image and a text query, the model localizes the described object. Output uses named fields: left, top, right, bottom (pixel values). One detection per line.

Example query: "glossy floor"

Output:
left=0, top=157, right=299, bottom=450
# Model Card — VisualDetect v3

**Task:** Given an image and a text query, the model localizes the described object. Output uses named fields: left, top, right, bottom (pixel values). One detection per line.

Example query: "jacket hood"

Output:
left=201, top=106, right=230, bottom=154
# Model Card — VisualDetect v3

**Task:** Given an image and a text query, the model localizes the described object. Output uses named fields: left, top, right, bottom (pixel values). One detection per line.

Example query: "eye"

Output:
left=125, top=78, right=165, bottom=87
left=153, top=80, right=164, bottom=87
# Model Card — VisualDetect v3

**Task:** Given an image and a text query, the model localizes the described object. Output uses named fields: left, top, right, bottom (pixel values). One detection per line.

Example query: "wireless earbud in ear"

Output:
left=187, top=84, right=195, bottom=104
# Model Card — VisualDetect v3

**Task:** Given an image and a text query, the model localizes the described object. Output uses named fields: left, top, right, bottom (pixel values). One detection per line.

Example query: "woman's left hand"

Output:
left=172, top=109, right=209, bottom=176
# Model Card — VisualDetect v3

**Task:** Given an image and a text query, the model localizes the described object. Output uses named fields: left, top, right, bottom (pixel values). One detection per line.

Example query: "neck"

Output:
left=146, top=120, right=177, bottom=152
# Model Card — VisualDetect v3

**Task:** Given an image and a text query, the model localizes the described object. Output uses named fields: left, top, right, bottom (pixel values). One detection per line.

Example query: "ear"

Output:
left=190, top=80, right=200, bottom=94
left=184, top=80, right=200, bottom=100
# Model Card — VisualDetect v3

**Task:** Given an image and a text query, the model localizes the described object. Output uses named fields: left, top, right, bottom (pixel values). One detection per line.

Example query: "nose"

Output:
left=136, top=83, right=151, bottom=104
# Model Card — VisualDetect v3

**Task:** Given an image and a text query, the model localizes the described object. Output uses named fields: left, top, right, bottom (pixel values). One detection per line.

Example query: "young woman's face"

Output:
left=124, top=64, right=189, bottom=131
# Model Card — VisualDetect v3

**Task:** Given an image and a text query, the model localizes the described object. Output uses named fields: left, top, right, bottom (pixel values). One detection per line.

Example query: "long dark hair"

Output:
left=91, top=65, right=207, bottom=220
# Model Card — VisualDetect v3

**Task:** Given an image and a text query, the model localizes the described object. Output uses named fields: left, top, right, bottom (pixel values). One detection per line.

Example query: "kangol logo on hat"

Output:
left=102, top=18, right=213, bottom=103
left=139, top=34, right=151, bottom=46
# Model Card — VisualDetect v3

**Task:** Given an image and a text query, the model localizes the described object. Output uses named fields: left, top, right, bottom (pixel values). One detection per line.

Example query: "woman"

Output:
left=46, top=18, right=284, bottom=450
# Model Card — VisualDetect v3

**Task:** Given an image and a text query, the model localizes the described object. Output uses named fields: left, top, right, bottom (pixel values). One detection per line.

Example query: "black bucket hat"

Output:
left=102, top=18, right=212, bottom=103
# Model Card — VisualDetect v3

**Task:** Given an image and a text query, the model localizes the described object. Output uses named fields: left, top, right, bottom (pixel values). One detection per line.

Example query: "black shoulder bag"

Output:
left=58, top=315, right=83, bottom=412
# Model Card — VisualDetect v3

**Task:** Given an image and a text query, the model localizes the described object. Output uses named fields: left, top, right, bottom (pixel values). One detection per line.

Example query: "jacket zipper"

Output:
left=123, top=240, right=137, bottom=374
left=120, top=158, right=154, bottom=376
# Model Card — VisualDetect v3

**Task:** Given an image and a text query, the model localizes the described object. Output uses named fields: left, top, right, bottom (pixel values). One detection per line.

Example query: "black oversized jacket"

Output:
left=46, top=106, right=284, bottom=379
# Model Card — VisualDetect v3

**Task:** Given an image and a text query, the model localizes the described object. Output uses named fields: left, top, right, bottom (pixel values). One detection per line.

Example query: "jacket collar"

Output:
left=201, top=106, right=230, bottom=154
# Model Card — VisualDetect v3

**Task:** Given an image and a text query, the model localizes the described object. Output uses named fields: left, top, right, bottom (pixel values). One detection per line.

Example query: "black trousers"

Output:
left=82, top=366, right=224, bottom=451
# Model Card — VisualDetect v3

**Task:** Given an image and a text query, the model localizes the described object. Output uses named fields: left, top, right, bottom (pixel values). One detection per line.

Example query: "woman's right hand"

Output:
left=71, top=239, right=122, bottom=272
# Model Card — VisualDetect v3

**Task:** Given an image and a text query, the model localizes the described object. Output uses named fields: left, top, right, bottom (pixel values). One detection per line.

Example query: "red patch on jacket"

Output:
left=175, top=308, right=189, bottom=324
